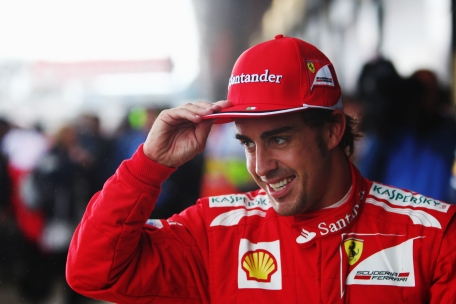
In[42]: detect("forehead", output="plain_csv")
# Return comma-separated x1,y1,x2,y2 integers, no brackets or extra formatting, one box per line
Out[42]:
234,112,305,134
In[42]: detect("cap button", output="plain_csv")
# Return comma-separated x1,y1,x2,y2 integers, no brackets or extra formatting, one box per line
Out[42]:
275,34,283,39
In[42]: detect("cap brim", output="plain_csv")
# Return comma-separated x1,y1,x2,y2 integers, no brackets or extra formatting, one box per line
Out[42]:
203,97,343,124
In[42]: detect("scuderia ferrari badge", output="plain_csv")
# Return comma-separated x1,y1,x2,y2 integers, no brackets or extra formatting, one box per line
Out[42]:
344,238,363,265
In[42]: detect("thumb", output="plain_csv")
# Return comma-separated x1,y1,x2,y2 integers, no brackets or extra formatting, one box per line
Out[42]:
194,119,216,152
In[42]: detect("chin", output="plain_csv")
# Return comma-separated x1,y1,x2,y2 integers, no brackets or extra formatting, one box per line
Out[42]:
272,203,301,217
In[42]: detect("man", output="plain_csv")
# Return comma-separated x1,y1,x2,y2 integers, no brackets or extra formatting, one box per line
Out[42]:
66,35,456,303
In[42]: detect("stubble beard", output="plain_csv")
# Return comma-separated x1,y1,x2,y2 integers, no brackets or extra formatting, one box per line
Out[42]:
271,137,329,216
269,177,311,216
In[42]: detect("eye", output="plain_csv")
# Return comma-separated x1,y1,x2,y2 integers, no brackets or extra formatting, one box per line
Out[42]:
271,137,287,145
240,140,255,149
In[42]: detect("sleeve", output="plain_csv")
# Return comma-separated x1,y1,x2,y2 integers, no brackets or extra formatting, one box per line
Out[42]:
65,145,210,304
429,214,456,303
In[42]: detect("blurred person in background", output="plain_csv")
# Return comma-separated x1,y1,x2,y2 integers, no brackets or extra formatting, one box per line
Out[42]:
0,122,50,300
66,35,456,303
0,117,12,213
75,113,113,197
108,106,158,173
355,58,456,203
21,123,94,303
0,117,16,281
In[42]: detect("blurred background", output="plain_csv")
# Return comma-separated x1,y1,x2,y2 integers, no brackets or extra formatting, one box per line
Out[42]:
1,0,456,303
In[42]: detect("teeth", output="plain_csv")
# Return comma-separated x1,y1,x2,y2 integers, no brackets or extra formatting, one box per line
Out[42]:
269,178,293,191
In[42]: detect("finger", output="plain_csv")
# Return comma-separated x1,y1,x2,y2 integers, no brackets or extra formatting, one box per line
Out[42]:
162,107,206,124
188,101,212,108
212,100,233,108
210,100,233,112
195,119,216,144
178,102,220,118
192,100,233,117
184,100,232,112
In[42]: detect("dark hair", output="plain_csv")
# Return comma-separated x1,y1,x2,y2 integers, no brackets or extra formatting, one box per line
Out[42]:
300,109,360,158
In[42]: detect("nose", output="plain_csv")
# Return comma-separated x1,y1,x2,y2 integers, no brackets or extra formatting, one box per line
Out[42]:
255,146,277,177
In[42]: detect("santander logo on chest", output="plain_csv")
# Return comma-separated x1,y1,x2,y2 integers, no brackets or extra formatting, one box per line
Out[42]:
296,203,360,244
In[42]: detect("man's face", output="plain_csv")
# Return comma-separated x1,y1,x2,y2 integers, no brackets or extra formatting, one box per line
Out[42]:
234,112,332,216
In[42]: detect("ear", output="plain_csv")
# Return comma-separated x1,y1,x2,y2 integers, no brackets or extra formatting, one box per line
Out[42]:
326,110,346,151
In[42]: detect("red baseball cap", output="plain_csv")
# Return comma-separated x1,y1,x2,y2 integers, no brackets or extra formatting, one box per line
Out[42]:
204,34,342,123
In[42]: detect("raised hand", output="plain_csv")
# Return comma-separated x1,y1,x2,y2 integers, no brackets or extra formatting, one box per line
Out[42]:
143,100,232,168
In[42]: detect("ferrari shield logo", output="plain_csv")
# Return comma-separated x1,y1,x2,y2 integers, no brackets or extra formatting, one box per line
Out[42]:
344,238,363,266
307,62,315,73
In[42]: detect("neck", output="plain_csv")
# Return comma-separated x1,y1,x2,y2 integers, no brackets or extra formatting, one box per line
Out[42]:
319,150,352,209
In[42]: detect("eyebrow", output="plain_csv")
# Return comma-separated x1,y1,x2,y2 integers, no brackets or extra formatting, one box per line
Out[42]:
235,126,296,141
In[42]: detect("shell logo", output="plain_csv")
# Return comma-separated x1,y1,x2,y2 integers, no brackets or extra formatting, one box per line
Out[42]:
241,249,278,282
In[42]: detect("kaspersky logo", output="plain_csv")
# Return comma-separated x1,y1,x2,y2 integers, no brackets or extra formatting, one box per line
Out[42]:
238,239,282,290
369,182,449,212
241,249,277,282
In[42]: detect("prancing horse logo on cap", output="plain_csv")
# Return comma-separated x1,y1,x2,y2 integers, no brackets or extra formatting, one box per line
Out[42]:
307,62,315,73
307,61,335,91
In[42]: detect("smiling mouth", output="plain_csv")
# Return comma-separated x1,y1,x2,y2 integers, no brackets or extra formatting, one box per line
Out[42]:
269,177,294,192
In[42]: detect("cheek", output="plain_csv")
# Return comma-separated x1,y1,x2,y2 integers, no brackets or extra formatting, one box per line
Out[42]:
245,154,257,176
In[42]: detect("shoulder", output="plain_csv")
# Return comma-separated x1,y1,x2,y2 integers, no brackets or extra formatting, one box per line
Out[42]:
363,181,456,230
